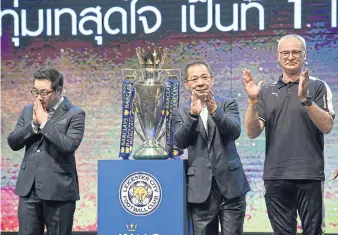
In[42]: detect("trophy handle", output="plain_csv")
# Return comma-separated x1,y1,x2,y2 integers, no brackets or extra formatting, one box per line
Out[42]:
156,131,166,142
134,126,146,142
132,101,146,142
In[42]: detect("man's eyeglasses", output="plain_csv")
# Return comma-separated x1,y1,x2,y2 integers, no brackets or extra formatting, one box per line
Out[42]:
31,89,54,98
279,50,304,59
186,75,213,82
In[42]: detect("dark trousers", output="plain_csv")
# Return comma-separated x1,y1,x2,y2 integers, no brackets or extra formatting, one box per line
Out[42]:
264,180,323,235
18,185,76,235
189,178,246,235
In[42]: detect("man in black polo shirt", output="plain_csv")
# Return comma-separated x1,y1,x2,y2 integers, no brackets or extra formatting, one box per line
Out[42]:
242,34,335,234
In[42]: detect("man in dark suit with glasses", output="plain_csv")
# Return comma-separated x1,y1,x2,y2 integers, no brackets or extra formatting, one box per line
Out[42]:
8,68,86,235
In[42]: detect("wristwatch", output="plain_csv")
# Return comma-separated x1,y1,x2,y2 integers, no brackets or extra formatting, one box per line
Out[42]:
301,96,313,106
31,121,40,134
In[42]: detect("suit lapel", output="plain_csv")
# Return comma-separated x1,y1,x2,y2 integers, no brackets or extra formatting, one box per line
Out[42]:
37,98,71,147
184,107,208,143
207,98,222,149
27,106,33,123
207,114,216,149
197,117,208,143
48,98,71,124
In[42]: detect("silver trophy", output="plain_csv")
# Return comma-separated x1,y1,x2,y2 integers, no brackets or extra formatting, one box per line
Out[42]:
121,47,181,160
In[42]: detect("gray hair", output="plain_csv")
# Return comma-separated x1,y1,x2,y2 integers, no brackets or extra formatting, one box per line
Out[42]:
184,60,213,81
277,34,307,52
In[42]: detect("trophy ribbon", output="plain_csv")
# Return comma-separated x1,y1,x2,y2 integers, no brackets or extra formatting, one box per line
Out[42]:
164,78,183,159
170,78,183,159
119,80,135,159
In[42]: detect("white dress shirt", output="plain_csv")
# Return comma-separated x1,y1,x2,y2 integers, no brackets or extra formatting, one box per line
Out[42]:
200,103,208,133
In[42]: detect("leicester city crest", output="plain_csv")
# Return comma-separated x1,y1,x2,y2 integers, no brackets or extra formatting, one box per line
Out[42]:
119,172,162,216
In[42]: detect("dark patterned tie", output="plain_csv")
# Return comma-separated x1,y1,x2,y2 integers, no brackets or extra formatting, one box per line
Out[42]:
48,108,55,120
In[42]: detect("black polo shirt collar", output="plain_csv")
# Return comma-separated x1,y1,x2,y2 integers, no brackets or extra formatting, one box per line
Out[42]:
277,75,299,89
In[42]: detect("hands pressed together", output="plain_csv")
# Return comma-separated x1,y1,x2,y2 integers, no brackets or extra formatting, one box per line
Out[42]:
33,98,48,126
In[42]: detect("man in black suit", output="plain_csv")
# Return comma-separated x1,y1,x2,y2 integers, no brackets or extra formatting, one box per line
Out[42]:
8,68,86,235
172,60,250,235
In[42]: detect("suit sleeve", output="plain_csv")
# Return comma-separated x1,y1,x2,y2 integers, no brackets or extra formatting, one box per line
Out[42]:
39,110,86,154
211,98,241,141
7,106,36,151
172,109,199,149
315,81,335,119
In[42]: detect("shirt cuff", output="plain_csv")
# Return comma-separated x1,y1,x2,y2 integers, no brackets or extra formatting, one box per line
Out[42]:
31,121,39,134
40,121,47,130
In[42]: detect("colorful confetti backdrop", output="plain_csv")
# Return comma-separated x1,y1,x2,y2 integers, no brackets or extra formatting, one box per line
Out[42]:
1,0,338,233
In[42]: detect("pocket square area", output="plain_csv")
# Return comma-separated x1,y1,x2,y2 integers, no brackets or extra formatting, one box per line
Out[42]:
57,118,68,125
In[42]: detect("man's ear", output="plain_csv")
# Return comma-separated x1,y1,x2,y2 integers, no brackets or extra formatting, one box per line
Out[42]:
210,76,215,86
277,51,281,64
57,87,63,94
184,81,189,90
277,54,282,65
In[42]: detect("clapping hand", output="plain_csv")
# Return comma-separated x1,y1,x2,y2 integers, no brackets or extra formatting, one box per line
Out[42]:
298,70,309,102
242,69,264,100
190,91,202,115
206,90,217,113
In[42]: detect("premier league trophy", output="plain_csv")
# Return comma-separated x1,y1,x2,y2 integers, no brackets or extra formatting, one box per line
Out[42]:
119,47,182,160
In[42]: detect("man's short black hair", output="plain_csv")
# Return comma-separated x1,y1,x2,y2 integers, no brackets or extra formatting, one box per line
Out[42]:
33,68,64,90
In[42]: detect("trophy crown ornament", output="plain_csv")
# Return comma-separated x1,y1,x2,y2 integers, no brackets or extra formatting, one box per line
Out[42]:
136,47,168,68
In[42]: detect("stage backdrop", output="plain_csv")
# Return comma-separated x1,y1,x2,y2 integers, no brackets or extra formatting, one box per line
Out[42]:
1,0,337,233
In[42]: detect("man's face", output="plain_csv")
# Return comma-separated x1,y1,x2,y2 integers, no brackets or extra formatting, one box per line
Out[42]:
184,64,214,100
278,37,306,74
32,79,59,109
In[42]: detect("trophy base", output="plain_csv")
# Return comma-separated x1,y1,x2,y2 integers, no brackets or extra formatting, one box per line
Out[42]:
133,141,169,160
